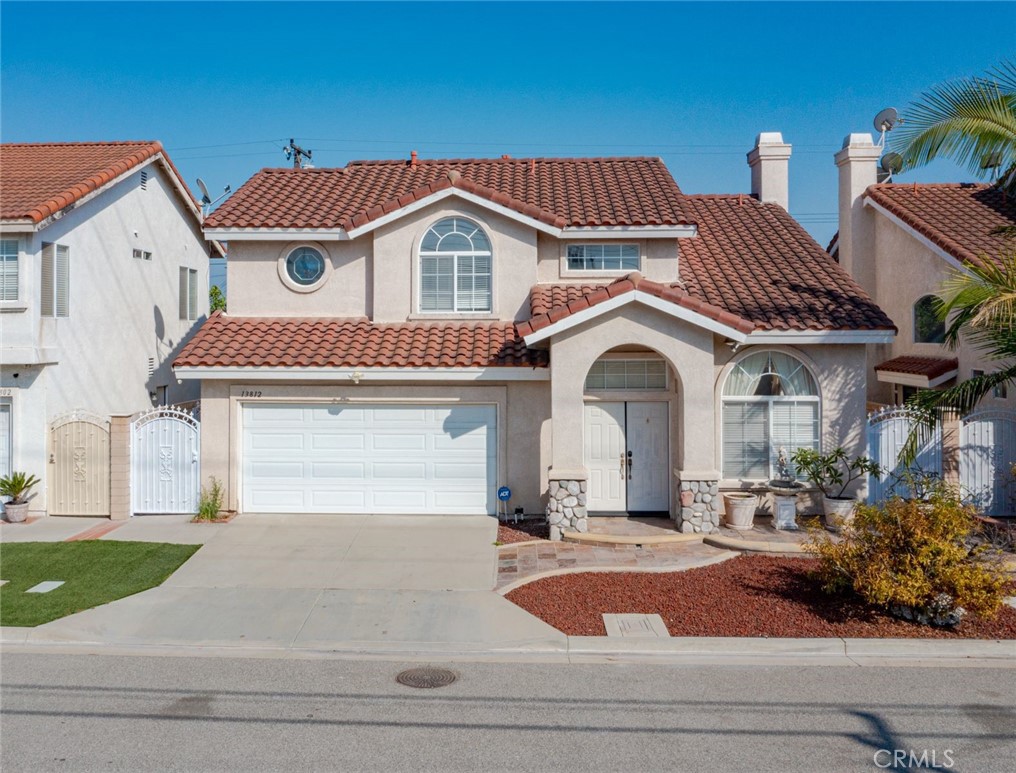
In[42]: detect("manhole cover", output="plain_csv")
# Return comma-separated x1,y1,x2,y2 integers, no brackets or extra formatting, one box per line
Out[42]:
396,668,457,689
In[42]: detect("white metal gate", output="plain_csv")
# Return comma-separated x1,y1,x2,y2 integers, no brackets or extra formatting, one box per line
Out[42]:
866,407,942,504
50,410,111,516
132,406,200,515
960,409,1016,516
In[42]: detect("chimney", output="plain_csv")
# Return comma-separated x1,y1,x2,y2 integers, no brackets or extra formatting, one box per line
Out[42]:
834,133,880,295
747,132,792,210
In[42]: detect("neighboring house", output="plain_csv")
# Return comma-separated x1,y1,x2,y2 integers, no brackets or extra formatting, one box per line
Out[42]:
177,134,894,535
831,132,1016,407
0,141,214,515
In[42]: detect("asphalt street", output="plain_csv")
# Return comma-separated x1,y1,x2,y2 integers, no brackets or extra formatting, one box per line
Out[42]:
1,653,1014,772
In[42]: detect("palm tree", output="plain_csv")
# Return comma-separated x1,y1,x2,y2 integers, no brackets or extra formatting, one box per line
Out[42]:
891,60,1016,195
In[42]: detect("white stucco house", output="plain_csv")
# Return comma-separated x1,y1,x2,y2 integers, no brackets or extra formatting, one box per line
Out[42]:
831,132,1016,408
178,135,895,536
0,141,215,515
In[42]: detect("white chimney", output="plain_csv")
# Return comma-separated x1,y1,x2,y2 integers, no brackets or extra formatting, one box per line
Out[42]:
747,132,792,210
834,133,880,295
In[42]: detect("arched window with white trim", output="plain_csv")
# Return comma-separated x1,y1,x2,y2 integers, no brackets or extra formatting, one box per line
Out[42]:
722,350,820,480
419,217,492,312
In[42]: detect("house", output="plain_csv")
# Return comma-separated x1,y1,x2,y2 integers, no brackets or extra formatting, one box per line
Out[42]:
831,132,1016,407
0,141,214,516
176,134,894,536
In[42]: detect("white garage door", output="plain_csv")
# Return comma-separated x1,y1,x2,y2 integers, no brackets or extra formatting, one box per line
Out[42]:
242,403,496,514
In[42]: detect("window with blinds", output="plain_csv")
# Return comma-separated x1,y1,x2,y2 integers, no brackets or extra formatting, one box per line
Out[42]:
721,351,820,480
179,267,198,320
566,243,640,271
0,239,18,301
419,217,492,312
41,243,70,317
585,358,667,390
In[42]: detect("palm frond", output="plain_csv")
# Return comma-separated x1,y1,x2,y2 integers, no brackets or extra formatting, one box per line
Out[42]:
937,249,1016,336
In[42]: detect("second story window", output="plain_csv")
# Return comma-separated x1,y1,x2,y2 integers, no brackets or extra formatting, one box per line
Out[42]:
41,242,70,317
179,267,198,321
566,243,640,271
914,295,945,343
419,217,492,313
1,239,17,301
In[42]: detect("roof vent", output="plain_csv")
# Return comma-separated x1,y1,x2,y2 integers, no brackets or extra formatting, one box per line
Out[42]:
410,150,418,169
140,170,149,190
447,170,461,183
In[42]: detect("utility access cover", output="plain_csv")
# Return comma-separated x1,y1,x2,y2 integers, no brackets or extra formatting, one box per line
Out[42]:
396,668,457,689
603,614,671,638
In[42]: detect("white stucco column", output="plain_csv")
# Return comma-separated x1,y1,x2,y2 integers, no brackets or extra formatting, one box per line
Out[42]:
747,132,793,211
835,133,880,296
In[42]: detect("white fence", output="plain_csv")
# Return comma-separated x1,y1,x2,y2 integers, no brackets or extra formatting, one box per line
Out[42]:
866,407,942,505
960,409,1016,517
131,406,201,515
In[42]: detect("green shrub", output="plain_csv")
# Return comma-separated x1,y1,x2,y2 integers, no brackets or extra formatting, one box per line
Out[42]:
806,487,1008,626
194,477,224,521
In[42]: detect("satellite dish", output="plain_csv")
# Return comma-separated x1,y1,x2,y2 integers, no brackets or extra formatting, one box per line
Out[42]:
196,177,212,205
881,153,903,174
874,107,899,133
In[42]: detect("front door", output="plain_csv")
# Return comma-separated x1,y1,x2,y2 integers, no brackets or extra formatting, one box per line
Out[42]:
583,402,669,513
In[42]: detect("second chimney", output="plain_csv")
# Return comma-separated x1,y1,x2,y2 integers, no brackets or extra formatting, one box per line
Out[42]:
747,132,792,211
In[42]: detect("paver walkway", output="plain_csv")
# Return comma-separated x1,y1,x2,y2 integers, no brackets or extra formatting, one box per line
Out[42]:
587,514,825,546
496,540,735,591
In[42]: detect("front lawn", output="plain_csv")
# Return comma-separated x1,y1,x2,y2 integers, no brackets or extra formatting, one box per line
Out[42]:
0,540,199,627
506,555,1016,639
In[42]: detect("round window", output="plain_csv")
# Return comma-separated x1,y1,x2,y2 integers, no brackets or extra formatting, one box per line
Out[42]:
285,247,326,285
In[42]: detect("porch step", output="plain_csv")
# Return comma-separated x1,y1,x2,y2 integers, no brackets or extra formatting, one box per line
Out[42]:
562,531,704,548
703,534,809,554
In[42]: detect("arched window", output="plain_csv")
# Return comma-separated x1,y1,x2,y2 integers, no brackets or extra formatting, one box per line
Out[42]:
722,351,820,480
419,217,492,312
914,295,945,343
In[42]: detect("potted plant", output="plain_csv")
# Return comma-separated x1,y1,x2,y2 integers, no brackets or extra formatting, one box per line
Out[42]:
1,471,41,523
723,491,758,530
791,448,881,530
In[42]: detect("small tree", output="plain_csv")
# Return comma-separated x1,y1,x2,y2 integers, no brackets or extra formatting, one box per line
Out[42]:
209,285,226,313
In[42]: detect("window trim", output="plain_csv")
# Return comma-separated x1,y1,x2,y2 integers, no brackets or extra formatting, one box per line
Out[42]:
718,349,822,482
560,241,642,278
40,242,70,318
179,266,199,321
0,237,19,303
913,294,945,344
417,216,494,315
277,242,332,293
584,356,669,392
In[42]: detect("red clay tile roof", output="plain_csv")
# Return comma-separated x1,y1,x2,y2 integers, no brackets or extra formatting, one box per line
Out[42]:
173,312,547,369
874,355,959,379
0,141,198,223
865,183,1016,270
519,273,756,338
204,157,694,230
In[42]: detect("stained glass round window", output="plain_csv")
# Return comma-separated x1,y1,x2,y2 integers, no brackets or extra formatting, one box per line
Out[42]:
286,247,326,286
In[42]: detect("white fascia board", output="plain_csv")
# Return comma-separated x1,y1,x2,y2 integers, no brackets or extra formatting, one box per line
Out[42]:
0,347,59,365
864,198,969,273
0,221,36,233
204,227,346,241
561,225,698,239
173,365,550,382
745,329,896,345
345,188,564,239
521,290,750,346
876,368,957,388
152,153,203,221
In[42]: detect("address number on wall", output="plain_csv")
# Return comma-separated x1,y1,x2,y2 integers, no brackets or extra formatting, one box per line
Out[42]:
240,390,263,398
0,388,15,397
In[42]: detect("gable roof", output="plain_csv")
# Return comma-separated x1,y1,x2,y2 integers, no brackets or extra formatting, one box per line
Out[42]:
203,157,695,232
865,183,1016,270
173,312,547,370
0,141,200,225
875,355,959,380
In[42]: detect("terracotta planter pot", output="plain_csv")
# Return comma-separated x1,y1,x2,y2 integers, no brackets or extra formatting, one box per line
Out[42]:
2,502,29,523
723,493,758,530
822,496,856,531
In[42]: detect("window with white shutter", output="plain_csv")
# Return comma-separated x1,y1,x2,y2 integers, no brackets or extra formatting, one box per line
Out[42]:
179,267,198,320
722,351,820,480
418,217,492,312
40,242,69,317
0,239,18,301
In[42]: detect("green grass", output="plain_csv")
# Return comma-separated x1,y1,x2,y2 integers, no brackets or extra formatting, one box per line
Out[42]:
0,540,200,627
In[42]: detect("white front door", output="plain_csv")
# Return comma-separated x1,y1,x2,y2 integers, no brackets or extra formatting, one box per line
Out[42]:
583,401,669,513
583,402,627,512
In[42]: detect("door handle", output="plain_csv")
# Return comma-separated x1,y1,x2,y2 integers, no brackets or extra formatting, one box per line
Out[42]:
627,450,633,480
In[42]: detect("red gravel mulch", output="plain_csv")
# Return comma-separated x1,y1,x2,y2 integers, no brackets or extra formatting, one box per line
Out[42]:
497,520,550,544
506,555,1016,639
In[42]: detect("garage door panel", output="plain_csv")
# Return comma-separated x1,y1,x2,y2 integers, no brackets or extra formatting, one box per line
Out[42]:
242,403,496,514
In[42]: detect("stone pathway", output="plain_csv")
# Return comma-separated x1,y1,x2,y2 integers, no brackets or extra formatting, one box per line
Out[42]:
585,515,825,547
496,539,734,592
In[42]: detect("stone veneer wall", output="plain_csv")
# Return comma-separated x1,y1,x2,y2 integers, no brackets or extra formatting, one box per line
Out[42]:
546,479,588,541
679,479,720,534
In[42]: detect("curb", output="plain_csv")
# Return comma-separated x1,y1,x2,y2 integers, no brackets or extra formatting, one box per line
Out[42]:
703,534,812,554
497,551,739,594
562,532,704,548
496,539,548,550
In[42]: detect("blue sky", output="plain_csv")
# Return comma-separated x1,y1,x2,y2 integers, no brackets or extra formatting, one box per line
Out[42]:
3,1,1014,264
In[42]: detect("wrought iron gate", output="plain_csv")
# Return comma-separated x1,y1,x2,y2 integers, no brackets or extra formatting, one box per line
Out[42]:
866,407,942,504
131,406,201,514
49,410,111,516
960,409,1016,516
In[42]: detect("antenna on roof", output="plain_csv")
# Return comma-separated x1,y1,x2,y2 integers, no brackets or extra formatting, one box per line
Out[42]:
283,138,313,169
195,178,232,215
877,152,903,183
873,107,902,148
